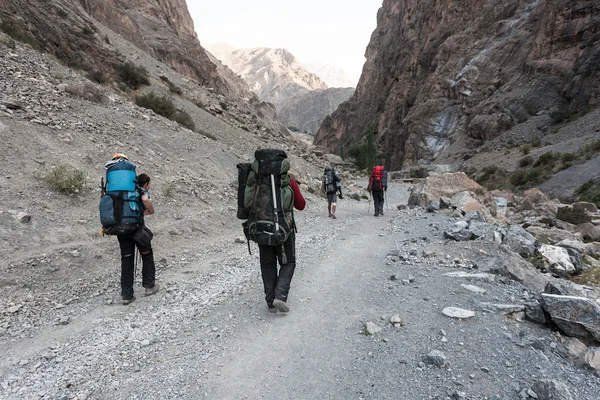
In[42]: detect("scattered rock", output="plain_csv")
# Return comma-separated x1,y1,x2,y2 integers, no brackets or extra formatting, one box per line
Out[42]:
442,307,475,319
531,379,573,400
363,321,381,335
423,350,446,367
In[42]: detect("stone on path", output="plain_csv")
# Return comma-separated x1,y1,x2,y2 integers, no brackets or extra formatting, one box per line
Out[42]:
442,307,475,319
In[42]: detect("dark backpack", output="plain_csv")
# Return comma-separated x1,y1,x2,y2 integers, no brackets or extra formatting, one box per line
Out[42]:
243,149,294,247
324,166,337,195
371,165,384,192
99,158,142,235
236,162,252,220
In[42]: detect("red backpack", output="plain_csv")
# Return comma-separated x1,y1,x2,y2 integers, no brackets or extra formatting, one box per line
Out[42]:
370,166,384,192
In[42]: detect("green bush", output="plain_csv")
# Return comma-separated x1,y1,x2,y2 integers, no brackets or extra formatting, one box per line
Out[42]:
81,26,94,36
136,93,195,130
561,152,575,163
347,128,378,170
87,70,106,84
136,93,176,118
0,19,39,49
520,144,531,155
288,126,300,132
531,137,542,147
533,152,560,167
174,110,195,131
574,180,600,207
41,165,86,194
519,155,534,168
117,62,149,90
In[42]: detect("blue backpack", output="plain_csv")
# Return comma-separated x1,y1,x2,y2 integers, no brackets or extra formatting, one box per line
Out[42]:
99,158,142,235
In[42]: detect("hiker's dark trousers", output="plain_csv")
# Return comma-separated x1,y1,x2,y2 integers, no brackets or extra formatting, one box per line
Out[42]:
258,232,296,305
373,190,385,216
118,234,155,300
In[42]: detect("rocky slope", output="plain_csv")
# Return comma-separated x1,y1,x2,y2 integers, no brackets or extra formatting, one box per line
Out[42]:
303,61,356,88
314,0,600,172
277,87,355,135
205,45,328,103
0,0,282,131
206,44,353,134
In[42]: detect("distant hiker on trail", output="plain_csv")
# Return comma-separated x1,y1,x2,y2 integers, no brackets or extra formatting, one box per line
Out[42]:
323,164,343,219
236,149,306,313
99,154,159,305
368,165,387,217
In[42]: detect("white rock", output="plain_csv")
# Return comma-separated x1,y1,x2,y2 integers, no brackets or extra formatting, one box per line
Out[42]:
442,307,475,319
460,284,486,294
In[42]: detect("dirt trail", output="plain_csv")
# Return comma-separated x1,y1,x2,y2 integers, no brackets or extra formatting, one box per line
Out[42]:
2,184,600,400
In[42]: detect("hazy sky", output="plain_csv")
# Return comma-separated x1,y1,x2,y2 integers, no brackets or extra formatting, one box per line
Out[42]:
188,0,383,84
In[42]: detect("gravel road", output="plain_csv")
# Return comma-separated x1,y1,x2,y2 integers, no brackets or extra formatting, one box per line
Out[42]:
3,183,599,400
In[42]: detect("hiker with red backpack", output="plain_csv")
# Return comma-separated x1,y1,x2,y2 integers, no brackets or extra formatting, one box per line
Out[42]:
368,165,388,217
236,149,306,313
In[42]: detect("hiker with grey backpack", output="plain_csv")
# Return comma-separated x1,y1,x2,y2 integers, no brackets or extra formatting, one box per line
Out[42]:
323,164,343,219
99,154,160,305
236,149,306,313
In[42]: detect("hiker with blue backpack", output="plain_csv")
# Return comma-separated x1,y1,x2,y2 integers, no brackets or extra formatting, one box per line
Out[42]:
236,149,306,313
99,154,160,305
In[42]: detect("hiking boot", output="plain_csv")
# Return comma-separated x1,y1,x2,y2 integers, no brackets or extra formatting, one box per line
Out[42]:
144,284,160,297
272,299,289,313
267,304,277,313
122,296,136,305
380,213,384,216
332,214,337,219
328,213,332,218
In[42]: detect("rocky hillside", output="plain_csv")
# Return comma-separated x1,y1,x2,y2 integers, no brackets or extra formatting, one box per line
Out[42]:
303,61,356,88
277,87,355,135
205,45,327,103
0,0,281,130
314,0,600,174
206,44,353,134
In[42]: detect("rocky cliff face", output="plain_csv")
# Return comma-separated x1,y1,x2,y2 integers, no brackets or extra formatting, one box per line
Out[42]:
277,87,355,135
206,46,328,106
314,0,600,170
207,44,353,134
0,0,257,104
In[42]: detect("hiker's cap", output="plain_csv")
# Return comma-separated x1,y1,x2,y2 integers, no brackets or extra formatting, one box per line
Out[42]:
112,153,128,160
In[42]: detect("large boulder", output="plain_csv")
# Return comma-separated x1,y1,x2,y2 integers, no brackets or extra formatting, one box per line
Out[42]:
531,380,573,400
575,222,600,242
525,226,581,245
408,172,496,216
557,204,593,225
501,224,538,257
541,294,600,342
538,244,577,276
516,188,558,215
450,192,494,221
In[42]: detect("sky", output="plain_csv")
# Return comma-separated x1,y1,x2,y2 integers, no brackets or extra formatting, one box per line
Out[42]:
187,0,383,85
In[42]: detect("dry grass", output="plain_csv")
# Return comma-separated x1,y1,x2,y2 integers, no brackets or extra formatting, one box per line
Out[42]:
40,165,86,194
65,82,106,103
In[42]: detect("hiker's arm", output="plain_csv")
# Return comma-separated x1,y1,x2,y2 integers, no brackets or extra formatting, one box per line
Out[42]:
289,179,306,211
142,193,155,215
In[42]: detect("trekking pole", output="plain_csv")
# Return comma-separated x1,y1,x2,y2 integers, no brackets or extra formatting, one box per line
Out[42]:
367,194,371,215
134,250,139,279
385,190,389,213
